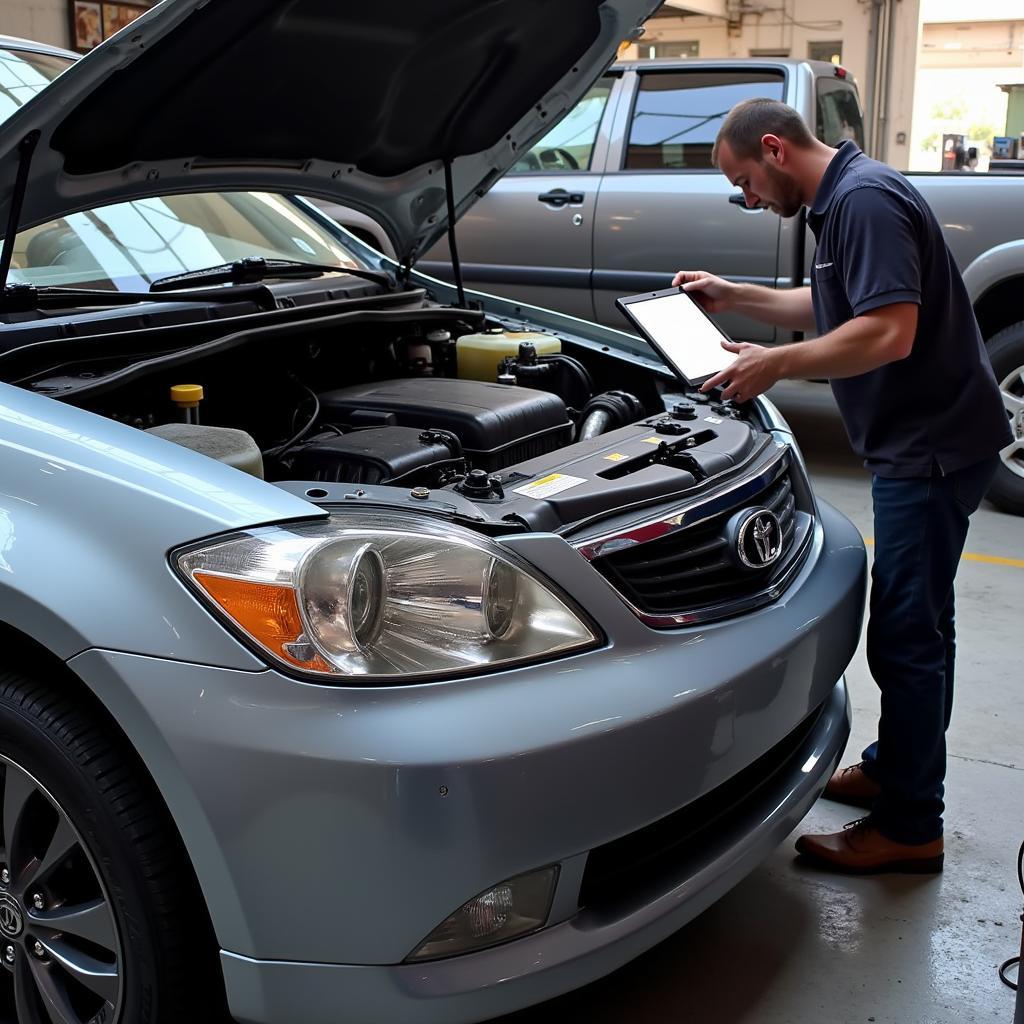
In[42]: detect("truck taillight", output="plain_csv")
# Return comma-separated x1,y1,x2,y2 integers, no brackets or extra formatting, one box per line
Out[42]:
835,65,848,78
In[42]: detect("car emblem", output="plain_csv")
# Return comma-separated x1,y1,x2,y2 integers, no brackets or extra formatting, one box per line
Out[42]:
734,508,783,570
0,894,23,938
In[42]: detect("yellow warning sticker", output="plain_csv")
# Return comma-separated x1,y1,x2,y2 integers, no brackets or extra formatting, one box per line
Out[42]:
604,453,628,462
642,436,663,445
512,473,587,499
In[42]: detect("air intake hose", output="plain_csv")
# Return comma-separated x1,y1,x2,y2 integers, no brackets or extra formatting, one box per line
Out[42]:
578,391,645,441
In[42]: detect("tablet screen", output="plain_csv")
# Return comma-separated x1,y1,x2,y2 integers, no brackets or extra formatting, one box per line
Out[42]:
623,289,733,383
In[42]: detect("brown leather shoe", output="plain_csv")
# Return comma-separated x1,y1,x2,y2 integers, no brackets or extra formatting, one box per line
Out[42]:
823,762,881,810
795,818,943,875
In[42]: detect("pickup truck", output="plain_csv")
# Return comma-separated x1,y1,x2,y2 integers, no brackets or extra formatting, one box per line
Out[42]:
329,58,1024,514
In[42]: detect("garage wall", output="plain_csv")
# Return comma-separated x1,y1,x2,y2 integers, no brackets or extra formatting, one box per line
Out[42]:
622,0,922,171
623,1,872,99
0,0,72,49
2,0,156,52
922,19,1024,70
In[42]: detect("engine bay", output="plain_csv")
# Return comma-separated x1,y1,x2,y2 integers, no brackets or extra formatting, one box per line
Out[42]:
12,294,771,536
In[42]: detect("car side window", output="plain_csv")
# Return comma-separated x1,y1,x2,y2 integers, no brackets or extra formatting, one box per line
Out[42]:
815,78,865,149
508,77,615,173
624,71,785,170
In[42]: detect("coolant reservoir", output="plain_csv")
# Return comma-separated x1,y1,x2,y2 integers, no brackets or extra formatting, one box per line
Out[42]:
456,329,561,382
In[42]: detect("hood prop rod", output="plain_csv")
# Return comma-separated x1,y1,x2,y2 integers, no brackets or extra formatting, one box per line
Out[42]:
0,130,41,306
443,157,467,309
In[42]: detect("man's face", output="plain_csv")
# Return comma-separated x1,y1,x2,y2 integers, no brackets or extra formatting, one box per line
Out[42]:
717,139,804,218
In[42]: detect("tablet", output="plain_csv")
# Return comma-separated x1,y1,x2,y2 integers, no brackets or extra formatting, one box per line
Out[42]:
616,286,735,388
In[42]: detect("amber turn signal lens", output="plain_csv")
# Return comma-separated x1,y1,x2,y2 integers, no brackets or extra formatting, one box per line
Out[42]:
193,572,332,672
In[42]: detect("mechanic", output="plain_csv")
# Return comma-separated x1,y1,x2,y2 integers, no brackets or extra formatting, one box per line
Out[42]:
672,98,1011,874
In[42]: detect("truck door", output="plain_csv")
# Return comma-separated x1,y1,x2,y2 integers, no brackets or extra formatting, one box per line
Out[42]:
417,75,622,321
592,68,787,341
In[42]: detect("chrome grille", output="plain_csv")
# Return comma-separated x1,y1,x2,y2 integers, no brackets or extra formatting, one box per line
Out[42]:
590,455,810,625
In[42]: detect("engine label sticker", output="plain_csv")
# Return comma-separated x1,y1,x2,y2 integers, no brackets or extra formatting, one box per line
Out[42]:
642,436,663,445
704,415,723,424
603,453,627,462
513,473,587,499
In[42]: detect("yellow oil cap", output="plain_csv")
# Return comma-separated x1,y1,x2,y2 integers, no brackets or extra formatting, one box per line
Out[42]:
170,384,204,408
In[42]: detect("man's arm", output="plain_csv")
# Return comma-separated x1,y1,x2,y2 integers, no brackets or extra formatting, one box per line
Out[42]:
671,271,816,331
773,304,917,378
729,283,816,332
700,303,919,401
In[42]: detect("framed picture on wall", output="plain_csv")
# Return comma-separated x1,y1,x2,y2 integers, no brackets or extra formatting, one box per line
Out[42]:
70,1,103,52
103,3,148,37
68,0,149,52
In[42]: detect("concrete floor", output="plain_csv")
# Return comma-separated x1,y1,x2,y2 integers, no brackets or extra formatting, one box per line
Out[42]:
497,380,1024,1024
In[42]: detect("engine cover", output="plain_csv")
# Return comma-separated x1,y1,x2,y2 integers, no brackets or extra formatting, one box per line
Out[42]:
317,378,572,471
455,407,764,532
281,427,461,485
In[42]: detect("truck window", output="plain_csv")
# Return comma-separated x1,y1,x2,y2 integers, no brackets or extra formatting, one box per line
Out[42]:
624,71,785,170
815,78,865,149
509,77,615,173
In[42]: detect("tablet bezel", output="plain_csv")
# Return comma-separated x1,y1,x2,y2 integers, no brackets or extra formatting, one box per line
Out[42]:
616,285,735,389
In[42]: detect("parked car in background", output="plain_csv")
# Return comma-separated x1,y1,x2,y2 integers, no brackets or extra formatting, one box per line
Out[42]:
408,58,1024,515
0,14,864,1024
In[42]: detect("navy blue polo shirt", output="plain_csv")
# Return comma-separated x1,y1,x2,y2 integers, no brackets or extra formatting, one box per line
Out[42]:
806,142,1011,478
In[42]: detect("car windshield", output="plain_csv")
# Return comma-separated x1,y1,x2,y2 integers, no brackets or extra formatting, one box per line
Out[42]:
8,192,362,292
0,45,71,119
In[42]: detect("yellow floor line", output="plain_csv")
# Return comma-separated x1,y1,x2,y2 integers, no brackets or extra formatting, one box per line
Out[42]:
863,538,1024,568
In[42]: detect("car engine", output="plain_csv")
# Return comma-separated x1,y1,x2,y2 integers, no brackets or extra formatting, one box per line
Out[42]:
25,308,771,536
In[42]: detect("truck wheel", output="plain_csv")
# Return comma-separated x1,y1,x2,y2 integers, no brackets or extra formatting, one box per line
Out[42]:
0,671,224,1023
986,322,1024,515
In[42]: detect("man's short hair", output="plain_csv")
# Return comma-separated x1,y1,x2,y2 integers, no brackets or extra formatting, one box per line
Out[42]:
712,98,816,166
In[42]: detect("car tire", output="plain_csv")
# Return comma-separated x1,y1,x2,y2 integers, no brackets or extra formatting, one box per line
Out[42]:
986,320,1024,516
0,670,225,1024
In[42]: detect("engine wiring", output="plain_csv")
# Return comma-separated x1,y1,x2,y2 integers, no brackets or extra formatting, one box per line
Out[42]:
262,383,321,461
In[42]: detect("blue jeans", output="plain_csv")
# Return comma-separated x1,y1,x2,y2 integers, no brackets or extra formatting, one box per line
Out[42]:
860,456,999,845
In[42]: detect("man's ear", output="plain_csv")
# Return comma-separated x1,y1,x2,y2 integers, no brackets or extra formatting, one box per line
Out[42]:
761,133,785,163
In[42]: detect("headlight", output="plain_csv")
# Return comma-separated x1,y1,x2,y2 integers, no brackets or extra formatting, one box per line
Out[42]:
176,512,598,681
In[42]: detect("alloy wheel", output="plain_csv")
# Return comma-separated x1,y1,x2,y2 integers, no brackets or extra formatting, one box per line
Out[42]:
1000,363,1024,480
0,755,122,1024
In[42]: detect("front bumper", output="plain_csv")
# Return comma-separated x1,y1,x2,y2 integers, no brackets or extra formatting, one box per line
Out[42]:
220,676,848,1024
68,499,865,1024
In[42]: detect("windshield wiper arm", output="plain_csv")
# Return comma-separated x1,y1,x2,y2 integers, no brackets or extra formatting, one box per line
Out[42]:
0,282,276,312
150,256,391,292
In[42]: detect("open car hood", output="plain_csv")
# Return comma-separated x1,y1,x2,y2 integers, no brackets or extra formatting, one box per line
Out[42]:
0,0,658,266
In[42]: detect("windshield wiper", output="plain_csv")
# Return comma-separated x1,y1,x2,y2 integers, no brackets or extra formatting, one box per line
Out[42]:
150,256,391,292
0,281,276,312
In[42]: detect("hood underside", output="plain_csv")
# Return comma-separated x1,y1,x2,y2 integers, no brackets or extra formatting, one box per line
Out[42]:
0,0,658,262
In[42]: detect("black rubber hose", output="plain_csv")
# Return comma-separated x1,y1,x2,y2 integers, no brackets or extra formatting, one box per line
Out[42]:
576,391,644,440
539,353,593,410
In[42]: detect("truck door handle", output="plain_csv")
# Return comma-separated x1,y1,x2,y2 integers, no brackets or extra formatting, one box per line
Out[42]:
538,190,584,207
728,192,765,212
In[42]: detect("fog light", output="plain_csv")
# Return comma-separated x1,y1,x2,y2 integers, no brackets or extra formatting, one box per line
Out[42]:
406,866,558,962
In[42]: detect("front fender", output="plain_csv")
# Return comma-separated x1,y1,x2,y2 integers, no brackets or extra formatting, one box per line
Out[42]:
0,382,320,664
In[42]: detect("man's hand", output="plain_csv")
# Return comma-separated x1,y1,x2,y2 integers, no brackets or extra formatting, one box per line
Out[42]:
700,340,782,402
671,270,738,315
672,274,815,331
